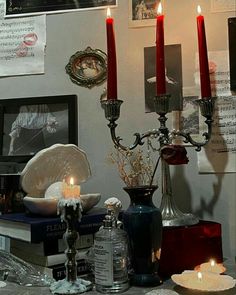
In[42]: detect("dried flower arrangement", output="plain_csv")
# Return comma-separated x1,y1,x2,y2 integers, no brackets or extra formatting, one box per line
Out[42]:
108,139,189,188
108,148,156,187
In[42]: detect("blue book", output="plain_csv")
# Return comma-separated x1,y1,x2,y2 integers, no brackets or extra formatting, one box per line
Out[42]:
0,207,106,243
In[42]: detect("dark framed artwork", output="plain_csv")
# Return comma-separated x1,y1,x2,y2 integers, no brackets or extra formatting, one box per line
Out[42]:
0,94,78,163
144,44,183,112
66,47,107,89
228,17,236,91
5,0,117,17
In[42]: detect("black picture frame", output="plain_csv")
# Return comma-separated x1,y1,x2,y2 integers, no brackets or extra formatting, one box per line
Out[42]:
5,0,117,17
0,94,78,164
228,17,236,91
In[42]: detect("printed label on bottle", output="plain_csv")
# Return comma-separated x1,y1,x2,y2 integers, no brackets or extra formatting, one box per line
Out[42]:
94,240,113,286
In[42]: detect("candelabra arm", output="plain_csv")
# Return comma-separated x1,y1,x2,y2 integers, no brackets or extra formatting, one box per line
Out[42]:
172,118,212,151
102,100,160,150
172,97,215,151
108,121,160,150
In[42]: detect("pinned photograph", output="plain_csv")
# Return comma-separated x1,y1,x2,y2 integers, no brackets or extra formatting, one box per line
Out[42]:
129,0,161,27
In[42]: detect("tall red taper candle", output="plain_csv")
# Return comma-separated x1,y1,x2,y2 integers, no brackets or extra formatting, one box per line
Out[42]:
197,5,211,98
156,2,166,95
106,8,117,100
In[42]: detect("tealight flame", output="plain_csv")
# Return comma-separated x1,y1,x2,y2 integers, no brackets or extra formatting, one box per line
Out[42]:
157,2,162,15
107,7,111,18
197,5,202,15
210,259,215,267
69,177,74,186
197,272,203,281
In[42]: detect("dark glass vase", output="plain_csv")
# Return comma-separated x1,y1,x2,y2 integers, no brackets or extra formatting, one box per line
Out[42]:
123,185,162,287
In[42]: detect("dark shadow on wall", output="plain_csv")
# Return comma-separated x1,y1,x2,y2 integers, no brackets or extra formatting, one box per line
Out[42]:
171,166,225,220
171,67,229,218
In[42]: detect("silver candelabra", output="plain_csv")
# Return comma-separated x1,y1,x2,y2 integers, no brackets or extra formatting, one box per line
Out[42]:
101,94,215,227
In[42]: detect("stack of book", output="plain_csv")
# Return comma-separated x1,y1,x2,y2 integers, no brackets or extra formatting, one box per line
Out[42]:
0,207,107,280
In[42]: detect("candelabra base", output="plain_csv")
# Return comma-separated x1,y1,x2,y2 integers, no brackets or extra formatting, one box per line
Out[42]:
50,278,92,294
162,212,199,227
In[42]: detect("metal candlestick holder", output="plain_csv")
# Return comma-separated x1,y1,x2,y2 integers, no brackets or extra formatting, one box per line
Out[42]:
50,199,92,294
101,95,215,227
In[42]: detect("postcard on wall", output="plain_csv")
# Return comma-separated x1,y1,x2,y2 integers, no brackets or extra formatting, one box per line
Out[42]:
0,0,46,76
144,44,183,112
129,0,161,28
211,0,236,13
5,0,117,17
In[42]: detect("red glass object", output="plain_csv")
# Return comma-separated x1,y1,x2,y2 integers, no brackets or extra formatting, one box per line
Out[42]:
106,9,117,100
159,220,223,278
197,6,211,98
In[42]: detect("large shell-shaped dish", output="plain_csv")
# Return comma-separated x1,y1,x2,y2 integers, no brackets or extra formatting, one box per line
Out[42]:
21,144,91,197
23,193,101,216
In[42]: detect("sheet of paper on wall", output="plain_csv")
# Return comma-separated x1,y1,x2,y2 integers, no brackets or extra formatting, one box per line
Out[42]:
211,0,236,13
196,51,236,173
0,0,46,76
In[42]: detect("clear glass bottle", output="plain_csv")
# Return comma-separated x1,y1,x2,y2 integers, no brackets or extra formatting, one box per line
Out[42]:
94,209,129,293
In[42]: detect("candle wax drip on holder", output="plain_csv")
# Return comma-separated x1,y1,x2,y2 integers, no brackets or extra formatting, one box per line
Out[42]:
50,199,92,294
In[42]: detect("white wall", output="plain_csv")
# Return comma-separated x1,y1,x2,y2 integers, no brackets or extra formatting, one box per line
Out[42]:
0,1,236,259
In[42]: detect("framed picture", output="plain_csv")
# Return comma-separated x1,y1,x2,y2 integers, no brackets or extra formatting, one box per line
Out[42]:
5,0,117,17
129,0,162,28
66,47,107,89
144,44,183,112
0,94,78,163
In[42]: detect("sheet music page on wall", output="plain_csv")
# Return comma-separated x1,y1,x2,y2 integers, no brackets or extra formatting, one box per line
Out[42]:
196,51,236,173
0,0,46,76
211,0,236,12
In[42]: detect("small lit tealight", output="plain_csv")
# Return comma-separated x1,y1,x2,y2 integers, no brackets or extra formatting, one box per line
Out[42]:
70,177,74,186
197,272,202,281
210,259,215,268
195,259,226,274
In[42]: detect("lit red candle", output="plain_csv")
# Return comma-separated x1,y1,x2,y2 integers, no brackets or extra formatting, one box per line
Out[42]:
156,2,166,95
197,5,211,98
106,7,117,100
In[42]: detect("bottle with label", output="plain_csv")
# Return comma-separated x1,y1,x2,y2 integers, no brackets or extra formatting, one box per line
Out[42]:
94,208,129,293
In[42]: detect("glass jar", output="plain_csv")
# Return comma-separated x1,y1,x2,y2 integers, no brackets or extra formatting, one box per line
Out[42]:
94,210,129,293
